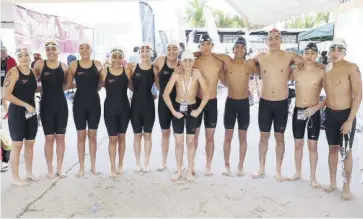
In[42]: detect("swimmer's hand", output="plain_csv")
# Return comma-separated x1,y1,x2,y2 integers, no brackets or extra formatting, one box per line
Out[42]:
190,109,201,118
24,103,36,114
304,106,319,117
173,111,184,119
340,119,353,135
174,66,183,74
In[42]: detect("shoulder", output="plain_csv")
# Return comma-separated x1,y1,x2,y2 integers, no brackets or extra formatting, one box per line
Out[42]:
94,60,102,67
345,61,359,72
61,62,67,71
153,56,165,65
7,66,19,78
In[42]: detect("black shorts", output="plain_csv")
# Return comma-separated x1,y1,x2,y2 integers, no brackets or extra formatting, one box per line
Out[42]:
325,107,356,148
292,107,321,140
258,98,288,133
224,97,250,130
172,102,198,135
158,98,173,130
8,104,38,141
196,98,218,129
73,104,101,131
40,102,68,135
104,104,130,136
131,100,155,134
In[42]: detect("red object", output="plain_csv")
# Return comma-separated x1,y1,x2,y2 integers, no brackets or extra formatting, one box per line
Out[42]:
5,56,17,72
3,113,8,119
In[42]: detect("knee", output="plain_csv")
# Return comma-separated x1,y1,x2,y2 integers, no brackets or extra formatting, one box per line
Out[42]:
329,146,339,155
260,132,270,143
134,134,142,141
77,131,86,142
206,132,215,142
187,138,194,148
118,134,125,142
12,143,23,152
307,142,317,153
144,133,152,141
295,141,304,151
162,129,170,138
55,135,65,143
274,133,285,145
109,136,118,145
87,131,97,141
224,131,233,143
45,136,55,145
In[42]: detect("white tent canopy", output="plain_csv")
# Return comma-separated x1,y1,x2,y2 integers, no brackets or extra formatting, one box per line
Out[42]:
225,0,338,29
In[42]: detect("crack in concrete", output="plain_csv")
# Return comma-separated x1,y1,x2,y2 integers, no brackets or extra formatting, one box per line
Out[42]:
15,135,109,218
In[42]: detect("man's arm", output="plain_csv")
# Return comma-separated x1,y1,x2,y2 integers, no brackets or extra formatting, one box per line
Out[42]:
315,62,326,70
289,52,304,66
162,74,178,114
195,70,210,113
347,64,362,122
66,61,77,90
61,63,68,90
33,60,44,80
219,65,227,87
94,60,104,91
152,56,163,91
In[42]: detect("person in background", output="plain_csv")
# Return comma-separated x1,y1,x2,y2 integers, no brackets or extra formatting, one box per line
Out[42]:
1,45,17,118
31,53,42,68
129,47,140,64
317,51,328,65
67,55,77,66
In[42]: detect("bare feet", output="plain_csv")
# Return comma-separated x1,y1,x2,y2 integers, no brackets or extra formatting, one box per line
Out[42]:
275,173,287,182
237,165,244,177
187,173,194,182
134,165,142,173
222,165,231,177
109,170,117,178
237,170,245,177
143,164,151,173
91,169,100,175
322,184,336,193
26,174,39,182
12,178,29,187
288,174,301,182
47,170,56,179
76,169,84,178
252,169,265,179
116,167,124,175
171,171,183,182
56,171,67,178
157,166,167,172
310,180,320,189
204,167,213,176
342,184,352,201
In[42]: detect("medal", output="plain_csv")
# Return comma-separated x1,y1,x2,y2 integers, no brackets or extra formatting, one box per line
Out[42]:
179,100,188,113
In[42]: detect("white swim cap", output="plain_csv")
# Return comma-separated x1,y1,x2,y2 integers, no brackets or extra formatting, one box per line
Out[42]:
78,40,92,48
181,49,195,60
167,40,180,50
330,38,347,51
45,40,59,49
16,44,31,56
110,47,124,55
140,42,152,50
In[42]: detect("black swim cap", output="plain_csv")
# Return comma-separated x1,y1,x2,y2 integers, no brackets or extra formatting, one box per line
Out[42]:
304,42,318,52
233,37,247,50
199,33,213,44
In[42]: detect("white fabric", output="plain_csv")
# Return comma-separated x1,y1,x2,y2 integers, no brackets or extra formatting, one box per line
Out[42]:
225,0,338,29
181,49,194,60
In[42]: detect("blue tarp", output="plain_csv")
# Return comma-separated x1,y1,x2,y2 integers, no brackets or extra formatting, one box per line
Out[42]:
298,23,334,41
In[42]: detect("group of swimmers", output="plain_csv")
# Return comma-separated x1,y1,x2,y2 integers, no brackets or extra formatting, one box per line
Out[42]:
1,29,361,201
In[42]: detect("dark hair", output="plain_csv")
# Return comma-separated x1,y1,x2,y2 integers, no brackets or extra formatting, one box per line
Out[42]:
133,47,140,52
321,51,327,57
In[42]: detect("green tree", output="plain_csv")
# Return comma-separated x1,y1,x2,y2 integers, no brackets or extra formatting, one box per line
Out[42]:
213,10,235,28
185,0,207,27
284,12,330,28
232,15,247,28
